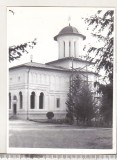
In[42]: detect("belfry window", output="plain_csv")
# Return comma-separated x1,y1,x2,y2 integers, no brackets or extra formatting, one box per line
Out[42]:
19,92,23,109
39,92,44,109
69,41,71,57
30,92,35,109
74,42,76,58
9,93,11,109
63,41,65,57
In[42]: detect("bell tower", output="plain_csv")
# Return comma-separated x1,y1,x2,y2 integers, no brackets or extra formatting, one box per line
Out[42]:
54,24,86,59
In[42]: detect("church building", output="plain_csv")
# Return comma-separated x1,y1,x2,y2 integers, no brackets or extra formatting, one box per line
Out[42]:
9,24,98,120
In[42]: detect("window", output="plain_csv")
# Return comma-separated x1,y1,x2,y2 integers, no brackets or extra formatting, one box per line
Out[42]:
56,98,60,108
30,92,35,109
19,92,23,109
39,92,44,109
69,41,71,57
64,41,65,57
9,93,11,109
74,42,76,58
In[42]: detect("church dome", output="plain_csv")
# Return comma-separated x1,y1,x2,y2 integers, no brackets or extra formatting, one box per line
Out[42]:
54,24,86,41
59,25,79,35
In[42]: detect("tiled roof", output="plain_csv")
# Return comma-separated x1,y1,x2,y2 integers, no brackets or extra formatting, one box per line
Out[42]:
9,62,69,71
54,25,86,41
9,61,97,75
46,57,94,65
59,25,79,34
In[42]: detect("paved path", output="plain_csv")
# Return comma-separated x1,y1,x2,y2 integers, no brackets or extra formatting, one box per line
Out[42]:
9,119,111,130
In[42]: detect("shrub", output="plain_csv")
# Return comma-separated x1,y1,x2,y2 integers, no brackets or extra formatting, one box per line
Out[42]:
46,112,54,120
65,113,74,124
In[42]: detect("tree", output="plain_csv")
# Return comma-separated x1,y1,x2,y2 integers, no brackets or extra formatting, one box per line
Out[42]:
9,38,37,62
99,83,113,126
66,75,95,125
84,10,114,126
84,10,114,83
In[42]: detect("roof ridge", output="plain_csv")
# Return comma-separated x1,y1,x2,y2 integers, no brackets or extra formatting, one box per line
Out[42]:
9,61,69,71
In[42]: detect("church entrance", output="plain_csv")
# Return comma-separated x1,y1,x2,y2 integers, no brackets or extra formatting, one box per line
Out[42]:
13,95,17,116
13,104,17,115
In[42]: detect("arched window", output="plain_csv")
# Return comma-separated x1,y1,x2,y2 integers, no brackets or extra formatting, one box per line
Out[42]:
9,93,11,109
19,92,23,109
30,92,35,109
63,41,65,57
69,41,71,57
39,92,44,109
74,42,76,58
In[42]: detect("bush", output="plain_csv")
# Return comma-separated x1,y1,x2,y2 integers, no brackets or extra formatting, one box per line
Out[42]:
46,112,54,120
65,113,74,125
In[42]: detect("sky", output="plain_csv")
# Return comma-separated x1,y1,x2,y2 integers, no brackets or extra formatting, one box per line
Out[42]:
7,7,109,67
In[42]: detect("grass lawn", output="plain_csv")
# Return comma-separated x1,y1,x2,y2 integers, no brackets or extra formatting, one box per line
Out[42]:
9,123,112,149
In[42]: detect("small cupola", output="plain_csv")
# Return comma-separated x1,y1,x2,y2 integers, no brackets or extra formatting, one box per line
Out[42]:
54,24,86,59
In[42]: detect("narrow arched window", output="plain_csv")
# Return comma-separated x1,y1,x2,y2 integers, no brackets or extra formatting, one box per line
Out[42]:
19,92,23,109
30,92,35,109
39,92,44,109
64,41,65,57
9,93,11,109
69,41,71,57
74,42,76,58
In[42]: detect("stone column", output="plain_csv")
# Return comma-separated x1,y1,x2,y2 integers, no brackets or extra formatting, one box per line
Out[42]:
27,90,31,119
17,92,19,111
76,41,79,58
65,41,69,57
59,41,64,59
23,90,27,111
36,92,39,110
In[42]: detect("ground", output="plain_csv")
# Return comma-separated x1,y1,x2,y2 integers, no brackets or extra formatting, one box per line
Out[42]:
9,119,112,149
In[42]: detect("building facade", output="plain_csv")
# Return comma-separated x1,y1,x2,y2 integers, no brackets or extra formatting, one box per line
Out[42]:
9,24,98,120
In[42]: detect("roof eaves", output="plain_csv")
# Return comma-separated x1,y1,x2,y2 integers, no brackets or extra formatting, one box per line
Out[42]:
54,33,86,41
46,57,94,65
9,63,69,72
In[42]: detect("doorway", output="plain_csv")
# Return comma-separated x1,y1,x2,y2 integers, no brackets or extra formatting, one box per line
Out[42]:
13,103,17,115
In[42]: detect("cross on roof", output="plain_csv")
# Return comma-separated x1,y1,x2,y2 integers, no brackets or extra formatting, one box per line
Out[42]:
68,16,71,26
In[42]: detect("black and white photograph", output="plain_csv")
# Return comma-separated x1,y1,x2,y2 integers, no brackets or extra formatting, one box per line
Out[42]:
7,7,115,153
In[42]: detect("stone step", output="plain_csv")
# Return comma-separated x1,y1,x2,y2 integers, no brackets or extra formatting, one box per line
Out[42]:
9,115,19,120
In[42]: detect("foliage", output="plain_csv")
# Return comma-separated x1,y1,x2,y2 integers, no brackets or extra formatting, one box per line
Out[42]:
65,112,74,124
9,38,37,62
66,75,95,125
84,10,114,83
99,83,113,125
46,112,54,120
85,10,114,126
84,10,114,126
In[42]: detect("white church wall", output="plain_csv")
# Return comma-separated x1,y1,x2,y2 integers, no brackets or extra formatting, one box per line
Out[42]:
47,59,95,73
9,65,97,120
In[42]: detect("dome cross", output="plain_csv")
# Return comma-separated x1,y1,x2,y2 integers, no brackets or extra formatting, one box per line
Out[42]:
68,16,71,26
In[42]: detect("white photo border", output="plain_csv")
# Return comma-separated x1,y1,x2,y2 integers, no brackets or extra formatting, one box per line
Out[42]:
0,0,116,155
